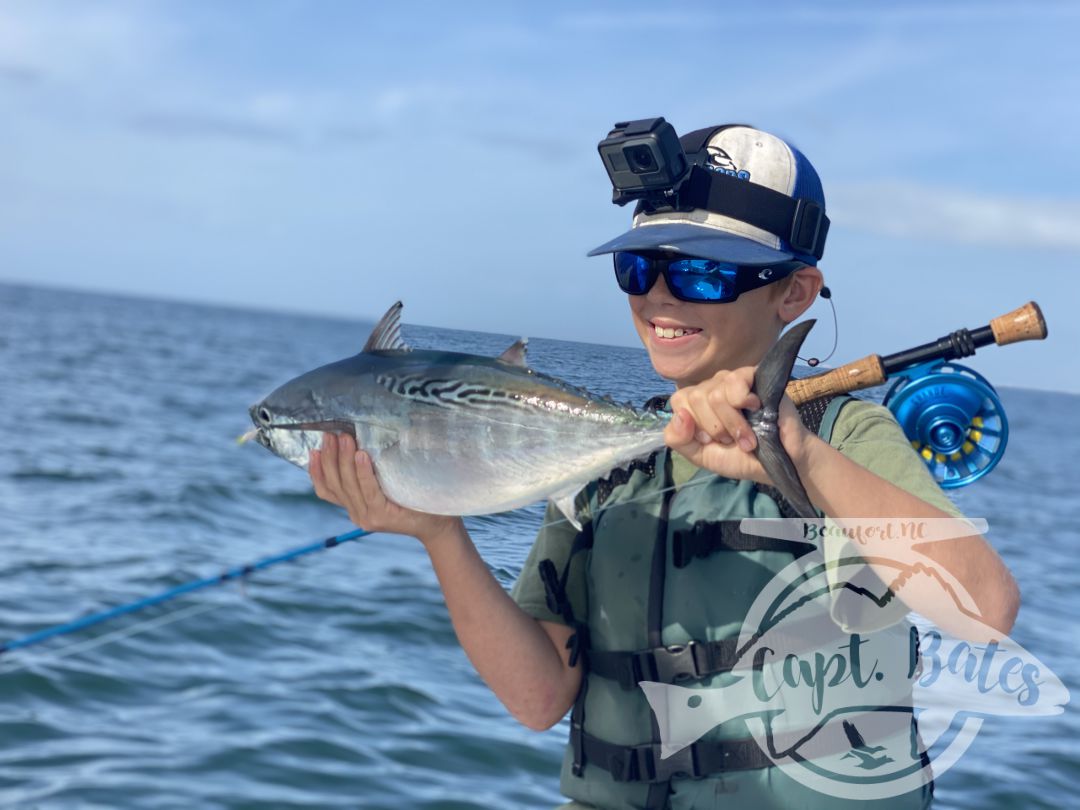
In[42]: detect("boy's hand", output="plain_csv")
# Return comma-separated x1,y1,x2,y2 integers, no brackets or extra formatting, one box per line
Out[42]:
664,366,814,483
310,433,461,544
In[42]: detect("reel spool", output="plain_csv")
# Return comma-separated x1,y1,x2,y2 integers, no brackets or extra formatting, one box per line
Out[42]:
883,361,1009,489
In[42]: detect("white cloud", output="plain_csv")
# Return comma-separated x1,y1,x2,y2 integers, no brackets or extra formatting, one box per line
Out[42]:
0,1,171,81
830,182,1080,250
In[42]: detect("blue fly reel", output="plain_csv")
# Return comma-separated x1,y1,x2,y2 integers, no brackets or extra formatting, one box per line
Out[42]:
883,361,1009,488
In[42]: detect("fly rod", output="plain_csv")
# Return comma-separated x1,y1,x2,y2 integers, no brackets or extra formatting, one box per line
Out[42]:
787,300,1047,487
786,301,1047,405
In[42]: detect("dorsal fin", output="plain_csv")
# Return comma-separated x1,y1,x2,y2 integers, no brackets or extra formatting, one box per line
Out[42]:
363,301,411,353
497,337,528,367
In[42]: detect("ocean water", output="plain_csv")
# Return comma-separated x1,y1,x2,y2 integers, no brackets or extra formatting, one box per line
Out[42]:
0,281,1075,809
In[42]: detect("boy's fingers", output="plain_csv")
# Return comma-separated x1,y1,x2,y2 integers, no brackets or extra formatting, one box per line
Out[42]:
309,449,325,492
728,368,762,411
719,375,756,451
669,426,705,466
664,409,695,445
692,387,734,445
335,434,363,505
354,451,388,511
319,433,345,500
310,450,343,507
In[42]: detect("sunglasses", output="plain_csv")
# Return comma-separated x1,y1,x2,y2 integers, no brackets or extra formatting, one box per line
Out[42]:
613,251,807,303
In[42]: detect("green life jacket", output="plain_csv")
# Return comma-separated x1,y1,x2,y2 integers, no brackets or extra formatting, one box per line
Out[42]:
539,395,933,810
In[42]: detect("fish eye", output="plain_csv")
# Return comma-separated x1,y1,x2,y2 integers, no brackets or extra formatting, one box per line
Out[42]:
258,407,272,425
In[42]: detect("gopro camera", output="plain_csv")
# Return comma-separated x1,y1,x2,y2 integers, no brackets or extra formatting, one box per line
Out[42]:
597,117,690,207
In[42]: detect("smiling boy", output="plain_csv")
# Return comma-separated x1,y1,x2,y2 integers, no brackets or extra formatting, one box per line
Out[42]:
309,123,1019,809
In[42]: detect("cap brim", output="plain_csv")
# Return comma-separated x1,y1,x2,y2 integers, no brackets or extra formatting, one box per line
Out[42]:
587,222,794,265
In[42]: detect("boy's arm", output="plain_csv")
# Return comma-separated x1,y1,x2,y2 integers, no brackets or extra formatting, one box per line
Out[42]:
312,433,581,730
422,519,582,730
796,428,1020,638
666,369,1020,640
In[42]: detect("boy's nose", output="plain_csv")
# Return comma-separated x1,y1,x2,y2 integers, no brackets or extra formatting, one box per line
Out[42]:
646,272,679,304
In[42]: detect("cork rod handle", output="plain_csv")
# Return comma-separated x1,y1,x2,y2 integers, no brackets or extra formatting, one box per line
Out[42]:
990,301,1047,346
786,355,887,406
784,300,1047,405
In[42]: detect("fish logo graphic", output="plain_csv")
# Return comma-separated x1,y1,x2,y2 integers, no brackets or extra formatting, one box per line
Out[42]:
705,145,751,180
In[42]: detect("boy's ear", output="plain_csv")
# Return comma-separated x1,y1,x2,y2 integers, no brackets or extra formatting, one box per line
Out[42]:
778,266,824,322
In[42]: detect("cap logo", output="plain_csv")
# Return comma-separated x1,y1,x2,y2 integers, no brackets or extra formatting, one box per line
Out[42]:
705,146,751,181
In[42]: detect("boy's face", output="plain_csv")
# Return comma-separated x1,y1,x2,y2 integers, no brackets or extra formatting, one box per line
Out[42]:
628,272,786,387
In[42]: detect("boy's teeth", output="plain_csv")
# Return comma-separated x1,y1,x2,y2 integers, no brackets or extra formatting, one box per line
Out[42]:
654,324,697,339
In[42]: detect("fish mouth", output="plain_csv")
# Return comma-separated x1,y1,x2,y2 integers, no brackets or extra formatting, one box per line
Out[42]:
262,420,357,439
239,419,357,448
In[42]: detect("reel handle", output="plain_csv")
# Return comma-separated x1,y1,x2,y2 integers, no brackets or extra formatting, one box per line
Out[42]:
785,300,1047,406
990,301,1047,346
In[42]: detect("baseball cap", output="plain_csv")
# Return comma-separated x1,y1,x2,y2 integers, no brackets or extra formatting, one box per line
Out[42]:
588,125,828,266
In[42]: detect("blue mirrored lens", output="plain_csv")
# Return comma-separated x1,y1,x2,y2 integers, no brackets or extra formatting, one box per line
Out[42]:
614,252,654,294
666,259,737,301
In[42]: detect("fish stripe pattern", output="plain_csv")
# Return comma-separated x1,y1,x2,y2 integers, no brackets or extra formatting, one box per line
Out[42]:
376,373,543,413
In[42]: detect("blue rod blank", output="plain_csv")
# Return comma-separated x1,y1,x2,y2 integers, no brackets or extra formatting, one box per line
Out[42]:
0,528,370,656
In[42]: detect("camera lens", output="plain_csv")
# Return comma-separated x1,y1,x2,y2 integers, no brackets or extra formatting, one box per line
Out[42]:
625,144,658,174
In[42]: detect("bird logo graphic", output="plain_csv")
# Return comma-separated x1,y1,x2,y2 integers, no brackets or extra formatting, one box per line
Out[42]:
840,719,894,770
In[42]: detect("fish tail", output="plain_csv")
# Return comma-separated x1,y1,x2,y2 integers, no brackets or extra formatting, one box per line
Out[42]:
752,320,819,520
754,320,815,412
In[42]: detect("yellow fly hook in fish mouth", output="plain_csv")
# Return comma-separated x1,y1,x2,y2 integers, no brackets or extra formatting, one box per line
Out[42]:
236,428,260,445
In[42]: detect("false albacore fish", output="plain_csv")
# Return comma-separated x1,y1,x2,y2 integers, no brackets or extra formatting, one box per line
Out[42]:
244,302,818,526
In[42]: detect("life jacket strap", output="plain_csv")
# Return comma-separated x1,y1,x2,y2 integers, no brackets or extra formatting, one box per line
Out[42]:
580,731,773,782
539,520,596,667
586,607,847,690
588,639,738,690
570,700,586,777
672,519,816,568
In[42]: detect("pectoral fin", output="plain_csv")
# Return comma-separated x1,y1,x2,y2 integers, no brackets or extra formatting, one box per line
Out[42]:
548,483,586,531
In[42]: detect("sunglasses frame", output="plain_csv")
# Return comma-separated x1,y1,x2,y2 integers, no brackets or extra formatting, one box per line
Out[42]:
613,251,808,304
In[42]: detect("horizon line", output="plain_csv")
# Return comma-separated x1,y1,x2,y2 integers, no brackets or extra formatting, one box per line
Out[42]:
2,276,1073,398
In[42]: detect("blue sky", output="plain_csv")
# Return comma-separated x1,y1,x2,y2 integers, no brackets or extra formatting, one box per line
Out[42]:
1,1,1078,391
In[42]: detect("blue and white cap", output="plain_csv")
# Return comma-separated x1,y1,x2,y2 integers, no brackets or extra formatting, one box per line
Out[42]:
588,125,827,265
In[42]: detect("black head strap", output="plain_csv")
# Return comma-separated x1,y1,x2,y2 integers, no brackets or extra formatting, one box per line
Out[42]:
685,168,829,260
638,124,830,261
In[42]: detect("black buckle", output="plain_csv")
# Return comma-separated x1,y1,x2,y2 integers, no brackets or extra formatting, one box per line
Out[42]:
628,642,701,688
790,199,824,258
626,743,702,782
538,559,564,617
566,624,589,668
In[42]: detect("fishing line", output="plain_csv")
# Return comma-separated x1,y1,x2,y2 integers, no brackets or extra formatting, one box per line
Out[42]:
0,528,370,663
531,468,726,532
0,601,221,675
0,473,722,667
